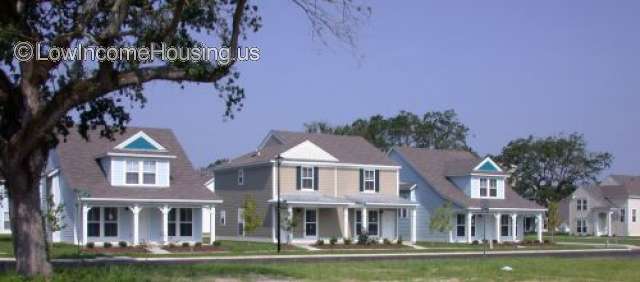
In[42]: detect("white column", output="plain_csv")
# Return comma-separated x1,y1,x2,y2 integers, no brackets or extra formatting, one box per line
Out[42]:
494,213,501,243
159,206,170,244
511,213,517,242
362,207,368,234
342,207,349,239
81,205,90,245
288,206,294,243
410,208,417,243
209,206,216,244
536,213,543,242
131,205,141,246
607,211,613,237
466,212,473,243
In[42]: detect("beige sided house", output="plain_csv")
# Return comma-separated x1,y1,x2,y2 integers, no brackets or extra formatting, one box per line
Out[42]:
213,130,418,243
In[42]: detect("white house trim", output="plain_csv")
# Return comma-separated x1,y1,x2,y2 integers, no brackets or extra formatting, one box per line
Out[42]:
276,160,401,170
115,131,167,151
104,152,177,159
473,157,503,172
81,197,222,204
281,140,339,162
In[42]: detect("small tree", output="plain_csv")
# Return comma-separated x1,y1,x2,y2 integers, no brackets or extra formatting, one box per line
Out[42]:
547,202,561,242
242,195,262,235
430,202,454,239
43,195,65,252
282,210,300,244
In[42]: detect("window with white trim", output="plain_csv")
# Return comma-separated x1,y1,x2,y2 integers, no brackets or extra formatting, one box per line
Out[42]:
367,210,379,236
87,207,118,238
103,207,118,237
479,178,488,197
168,208,192,237
489,179,498,197
220,210,226,226
500,215,510,237
363,169,375,192
301,166,314,190
399,208,408,219
125,159,157,185
87,208,101,237
237,169,244,185
621,208,626,222
633,209,637,223
3,211,9,231
576,218,587,234
238,208,245,236
456,214,465,237
576,199,588,211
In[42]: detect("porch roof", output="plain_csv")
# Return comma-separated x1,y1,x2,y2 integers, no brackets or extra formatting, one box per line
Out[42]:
273,193,354,207
80,197,222,206
344,193,418,208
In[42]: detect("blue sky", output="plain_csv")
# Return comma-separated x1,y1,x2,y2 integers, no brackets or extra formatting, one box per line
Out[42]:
128,1,639,175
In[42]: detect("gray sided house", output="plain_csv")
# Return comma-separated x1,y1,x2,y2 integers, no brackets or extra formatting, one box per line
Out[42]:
560,175,640,236
23,127,221,246
213,130,418,243
388,147,546,243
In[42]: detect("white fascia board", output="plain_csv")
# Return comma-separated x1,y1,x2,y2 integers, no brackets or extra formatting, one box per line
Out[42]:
473,157,504,172
104,152,177,159
280,140,339,162
114,131,167,151
277,160,400,170
467,207,547,212
80,197,222,204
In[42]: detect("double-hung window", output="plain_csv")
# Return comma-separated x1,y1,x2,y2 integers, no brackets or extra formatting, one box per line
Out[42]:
103,207,118,237
125,159,157,185
363,169,376,192
87,208,101,237
489,179,498,197
456,214,465,237
479,178,488,197
368,210,379,236
87,207,118,238
301,166,314,190
168,208,193,237
220,210,226,226
576,219,587,234
633,209,637,223
576,199,588,211
3,211,9,231
398,208,408,219
621,208,626,222
500,215,510,237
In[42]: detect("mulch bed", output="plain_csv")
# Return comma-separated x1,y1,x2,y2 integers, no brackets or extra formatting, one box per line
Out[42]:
315,244,407,250
82,246,149,254
162,245,224,253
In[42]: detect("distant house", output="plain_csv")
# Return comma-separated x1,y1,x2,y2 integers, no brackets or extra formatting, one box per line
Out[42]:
1,128,221,246
213,130,418,243
559,175,640,236
388,147,546,243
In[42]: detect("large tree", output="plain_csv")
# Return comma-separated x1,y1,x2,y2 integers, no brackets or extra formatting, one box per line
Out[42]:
304,110,471,151
0,0,368,276
495,133,613,205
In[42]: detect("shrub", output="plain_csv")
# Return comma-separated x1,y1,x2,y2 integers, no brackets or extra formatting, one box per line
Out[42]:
103,242,112,248
168,242,176,248
357,233,369,245
195,242,203,247
472,240,479,245
329,237,338,245
213,241,222,247
491,240,498,245
86,242,95,249
543,239,551,244
367,238,378,245
396,236,403,245
343,238,352,245
383,238,392,245
316,239,325,246
118,241,128,248
182,242,190,247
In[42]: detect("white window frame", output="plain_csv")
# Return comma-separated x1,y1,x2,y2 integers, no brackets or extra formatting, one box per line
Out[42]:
367,210,380,236
353,209,381,236
87,207,119,239
123,159,159,186
304,208,318,238
363,169,376,192
478,178,498,199
479,178,488,197
237,169,244,186
398,208,408,219
220,210,226,226
2,211,9,231
489,179,498,197
238,208,245,236
621,208,626,223
142,160,157,185
576,218,587,234
168,208,193,238
633,209,637,223
456,214,465,237
500,215,511,237
300,166,315,191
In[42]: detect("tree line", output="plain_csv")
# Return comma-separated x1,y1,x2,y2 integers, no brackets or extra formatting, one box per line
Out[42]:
304,110,613,206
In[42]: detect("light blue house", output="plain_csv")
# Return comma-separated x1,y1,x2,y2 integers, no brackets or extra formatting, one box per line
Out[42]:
389,147,545,243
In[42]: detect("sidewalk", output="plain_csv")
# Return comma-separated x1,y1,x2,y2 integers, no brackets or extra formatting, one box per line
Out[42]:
0,247,635,266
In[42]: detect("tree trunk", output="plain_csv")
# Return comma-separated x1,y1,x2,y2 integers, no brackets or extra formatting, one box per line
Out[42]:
5,151,52,277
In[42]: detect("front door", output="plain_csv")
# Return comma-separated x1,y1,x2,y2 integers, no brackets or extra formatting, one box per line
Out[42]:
304,208,317,238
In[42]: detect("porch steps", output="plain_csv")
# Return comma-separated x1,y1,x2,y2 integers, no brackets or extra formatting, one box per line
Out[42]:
146,245,171,254
403,243,426,250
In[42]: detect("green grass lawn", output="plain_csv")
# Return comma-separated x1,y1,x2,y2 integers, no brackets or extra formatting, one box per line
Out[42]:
524,233,640,246
0,235,94,259
1,257,639,281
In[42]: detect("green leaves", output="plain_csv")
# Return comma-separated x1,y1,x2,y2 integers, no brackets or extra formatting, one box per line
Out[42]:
430,202,454,233
242,194,262,235
496,133,613,205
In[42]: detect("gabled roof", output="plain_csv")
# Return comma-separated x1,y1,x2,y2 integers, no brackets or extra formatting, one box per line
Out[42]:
391,147,543,210
216,130,396,169
55,127,219,202
598,174,640,199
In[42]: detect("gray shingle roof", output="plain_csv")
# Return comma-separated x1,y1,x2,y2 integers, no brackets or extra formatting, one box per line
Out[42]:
344,193,418,207
56,127,220,202
217,130,395,169
392,147,543,210
276,193,354,206
599,175,640,199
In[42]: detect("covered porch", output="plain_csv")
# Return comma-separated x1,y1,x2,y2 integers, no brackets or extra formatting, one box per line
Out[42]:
590,208,615,237
451,209,545,243
78,199,221,246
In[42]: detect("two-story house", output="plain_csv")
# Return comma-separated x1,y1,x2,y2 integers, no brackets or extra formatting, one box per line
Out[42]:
559,175,639,236
388,147,546,243
11,127,222,246
213,130,418,243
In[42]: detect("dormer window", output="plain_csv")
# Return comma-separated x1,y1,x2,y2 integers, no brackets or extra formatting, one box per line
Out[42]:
125,159,157,185
479,177,498,198
480,178,488,197
489,179,497,197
